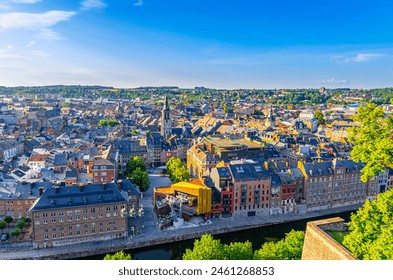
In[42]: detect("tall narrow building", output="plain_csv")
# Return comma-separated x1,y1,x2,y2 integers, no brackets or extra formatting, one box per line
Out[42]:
161,95,172,138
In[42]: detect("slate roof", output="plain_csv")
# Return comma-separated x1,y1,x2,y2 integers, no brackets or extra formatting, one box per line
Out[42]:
303,161,333,177
30,183,128,211
216,167,232,179
229,163,270,181
54,153,67,166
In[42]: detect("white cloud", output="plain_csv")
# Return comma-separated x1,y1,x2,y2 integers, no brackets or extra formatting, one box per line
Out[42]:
350,53,384,63
318,78,349,85
81,0,107,10
331,53,385,64
0,44,28,60
0,11,76,29
0,11,76,39
25,40,35,48
33,50,52,57
134,0,143,7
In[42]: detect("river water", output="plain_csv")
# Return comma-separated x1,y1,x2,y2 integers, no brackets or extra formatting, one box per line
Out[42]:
81,211,352,260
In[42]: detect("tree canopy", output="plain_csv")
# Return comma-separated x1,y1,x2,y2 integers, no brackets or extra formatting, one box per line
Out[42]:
347,103,393,182
130,167,149,192
253,230,305,260
182,231,304,260
314,110,326,125
104,251,132,260
98,119,120,127
0,221,6,234
125,156,146,177
182,234,225,260
343,189,393,260
166,157,190,183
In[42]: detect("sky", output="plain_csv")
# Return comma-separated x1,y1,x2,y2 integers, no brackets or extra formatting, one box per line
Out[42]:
1,0,393,89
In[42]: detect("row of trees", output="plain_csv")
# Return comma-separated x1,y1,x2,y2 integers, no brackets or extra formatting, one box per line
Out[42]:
166,157,190,183
102,231,304,260
0,216,31,240
182,231,305,260
124,156,149,192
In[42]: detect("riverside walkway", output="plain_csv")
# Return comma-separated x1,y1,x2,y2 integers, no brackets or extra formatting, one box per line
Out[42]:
0,203,360,260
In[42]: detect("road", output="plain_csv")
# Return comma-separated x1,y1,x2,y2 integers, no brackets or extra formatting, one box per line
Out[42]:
130,169,171,236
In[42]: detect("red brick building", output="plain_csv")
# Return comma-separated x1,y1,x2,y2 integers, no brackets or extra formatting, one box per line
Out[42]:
229,162,271,217
92,158,115,184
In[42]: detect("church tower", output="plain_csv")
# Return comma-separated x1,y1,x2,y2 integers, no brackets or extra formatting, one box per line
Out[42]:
265,105,275,128
161,95,172,138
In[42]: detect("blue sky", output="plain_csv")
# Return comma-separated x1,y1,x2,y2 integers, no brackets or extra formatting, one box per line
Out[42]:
1,0,393,89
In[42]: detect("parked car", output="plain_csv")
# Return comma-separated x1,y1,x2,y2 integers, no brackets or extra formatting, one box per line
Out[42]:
1,233,9,242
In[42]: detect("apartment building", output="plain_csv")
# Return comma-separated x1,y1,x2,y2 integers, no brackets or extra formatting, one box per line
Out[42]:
29,183,128,248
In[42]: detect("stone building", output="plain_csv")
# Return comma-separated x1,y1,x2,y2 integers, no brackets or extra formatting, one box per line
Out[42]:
29,183,129,248
299,159,374,211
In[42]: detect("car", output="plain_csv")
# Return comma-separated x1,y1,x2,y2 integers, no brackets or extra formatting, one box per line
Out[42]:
1,233,9,242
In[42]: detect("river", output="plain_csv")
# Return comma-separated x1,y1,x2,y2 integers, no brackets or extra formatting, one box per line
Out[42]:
81,211,352,260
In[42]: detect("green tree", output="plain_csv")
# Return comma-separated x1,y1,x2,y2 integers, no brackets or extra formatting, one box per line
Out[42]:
25,217,32,226
314,110,326,125
4,216,13,227
11,228,21,240
223,241,254,260
131,129,138,135
98,120,107,126
182,234,225,260
347,103,393,182
130,167,149,192
61,102,72,107
106,119,120,127
343,189,393,260
0,221,6,234
104,251,132,260
166,157,190,183
254,230,305,260
16,218,26,232
125,156,146,178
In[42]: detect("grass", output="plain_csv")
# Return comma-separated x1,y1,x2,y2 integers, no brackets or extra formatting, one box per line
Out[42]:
327,230,349,245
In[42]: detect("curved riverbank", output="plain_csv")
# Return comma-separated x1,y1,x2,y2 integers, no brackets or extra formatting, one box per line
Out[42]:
0,203,360,260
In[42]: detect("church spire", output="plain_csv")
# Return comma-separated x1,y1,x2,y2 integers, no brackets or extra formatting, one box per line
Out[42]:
164,94,170,111
161,95,171,138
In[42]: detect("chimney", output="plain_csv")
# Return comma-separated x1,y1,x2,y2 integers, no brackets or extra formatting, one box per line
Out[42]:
79,185,84,192
54,186,60,194
38,187,44,196
102,182,107,190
